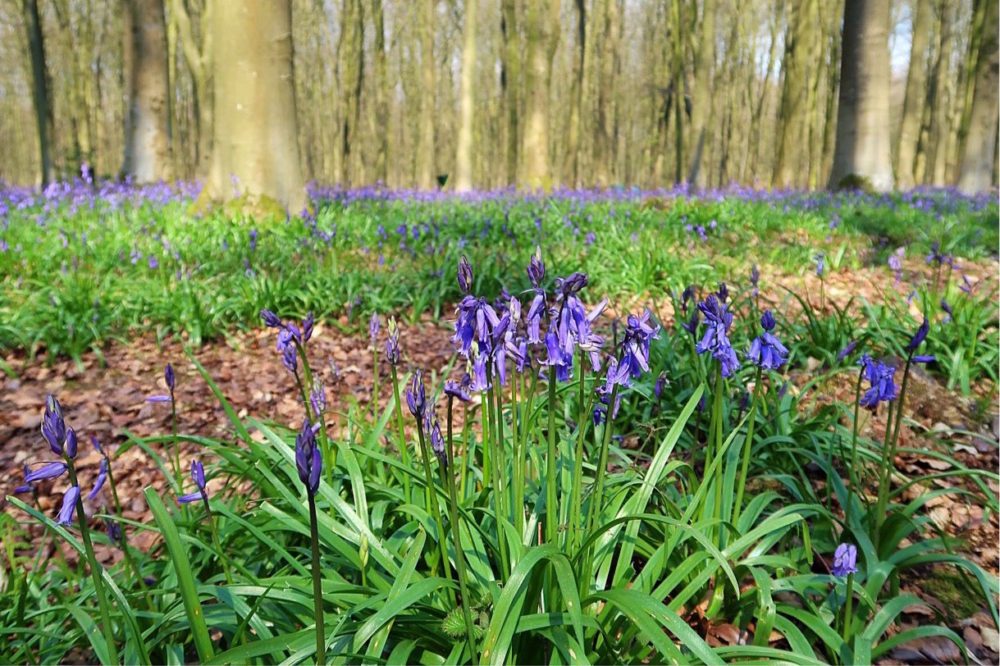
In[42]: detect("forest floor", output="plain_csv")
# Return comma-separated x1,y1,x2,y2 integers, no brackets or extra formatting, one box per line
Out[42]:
2,262,998,664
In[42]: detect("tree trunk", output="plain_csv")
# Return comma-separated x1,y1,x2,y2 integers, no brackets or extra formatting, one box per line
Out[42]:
123,0,173,182
204,0,305,212
828,0,893,191
338,0,364,186
957,0,998,193
372,0,389,184
519,0,559,189
416,0,435,189
500,0,519,186
22,0,56,186
171,0,213,175
453,0,478,191
895,0,932,190
688,0,715,188
773,0,807,188
563,0,586,187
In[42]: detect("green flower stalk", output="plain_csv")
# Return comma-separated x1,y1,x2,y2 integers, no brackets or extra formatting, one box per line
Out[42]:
445,393,478,661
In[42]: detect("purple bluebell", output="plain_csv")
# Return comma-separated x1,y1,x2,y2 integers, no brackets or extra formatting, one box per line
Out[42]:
654,372,668,399
542,327,573,383
832,543,858,577
261,309,283,328
25,461,68,483
453,295,500,357
749,265,760,296
815,253,825,278
717,282,729,303
525,292,546,344
302,312,314,343
471,350,491,392
58,486,80,526
858,356,897,413
369,312,380,345
385,318,401,366
527,247,545,287
681,309,700,336
406,370,427,418
88,459,108,501
837,340,858,362
295,420,322,495
444,376,472,402
165,363,175,392
941,299,953,321
13,464,33,494
457,256,473,294
147,394,171,403
64,428,78,459
282,344,298,373
913,355,935,364
310,383,326,416
695,295,741,378
42,395,66,456
178,460,209,504
925,241,945,266
620,310,660,379
428,416,447,467
106,518,123,543
680,285,695,314
959,274,975,294
747,310,788,371
907,318,929,352
888,248,904,283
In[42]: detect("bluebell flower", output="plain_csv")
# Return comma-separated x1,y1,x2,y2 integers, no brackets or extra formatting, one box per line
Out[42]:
282,344,298,373
88,459,108,501
428,416,447,467
385,317,400,366
815,253,825,278
859,356,897,413
25,461,68,483
457,255,473,294
41,395,66,456
695,295,741,377
837,340,858,362
57,486,80,526
913,355,935,364
681,309,700,336
165,363,175,391
295,420,322,495
941,299,953,322
178,460,209,504
717,282,729,303
13,464,34,494
747,310,788,370
261,309,283,328
542,327,573,383
64,428,78,459
406,370,427,418
302,312,314,343
749,264,760,296
527,247,545,288
832,543,858,577
620,310,660,379
907,318,929,352
680,285,695,314
310,383,326,416
444,375,472,402
369,312,380,345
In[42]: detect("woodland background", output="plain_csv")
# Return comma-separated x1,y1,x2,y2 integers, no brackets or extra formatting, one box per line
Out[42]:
0,0,996,198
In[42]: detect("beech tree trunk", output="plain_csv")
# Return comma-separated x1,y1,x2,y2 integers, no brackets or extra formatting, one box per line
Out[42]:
688,0,715,188
22,0,56,186
773,0,807,188
372,0,389,184
957,0,999,193
828,0,893,191
895,0,932,190
123,0,172,182
519,0,559,189
205,0,305,212
453,0,477,191
563,0,586,187
416,0,435,189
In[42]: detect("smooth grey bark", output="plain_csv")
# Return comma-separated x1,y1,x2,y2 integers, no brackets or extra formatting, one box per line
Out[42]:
123,0,173,182
895,0,932,190
204,0,305,212
957,0,998,193
828,0,893,191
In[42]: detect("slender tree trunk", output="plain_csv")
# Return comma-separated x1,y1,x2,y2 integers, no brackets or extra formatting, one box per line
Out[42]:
688,0,715,188
921,0,951,185
454,0,478,191
563,0,586,187
338,0,364,186
669,0,685,183
519,0,559,188
804,0,823,189
828,0,893,191
895,0,932,190
22,0,56,186
595,0,620,186
372,0,389,185
500,0,519,186
751,6,781,180
123,0,173,182
820,0,843,185
416,0,435,189
204,0,305,212
171,0,213,175
773,0,807,188
957,0,998,192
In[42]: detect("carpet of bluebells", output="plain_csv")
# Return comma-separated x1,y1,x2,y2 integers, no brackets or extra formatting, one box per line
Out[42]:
1,178,998,664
